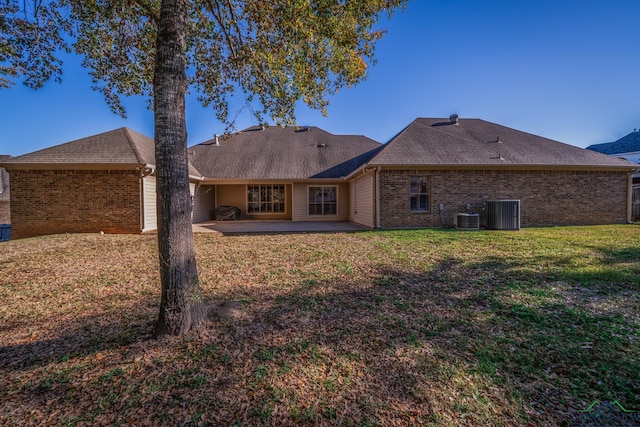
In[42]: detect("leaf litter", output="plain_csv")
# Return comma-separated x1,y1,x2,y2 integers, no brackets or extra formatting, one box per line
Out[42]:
0,225,639,425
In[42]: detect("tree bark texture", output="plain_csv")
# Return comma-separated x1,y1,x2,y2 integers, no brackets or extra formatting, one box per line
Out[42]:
153,0,206,336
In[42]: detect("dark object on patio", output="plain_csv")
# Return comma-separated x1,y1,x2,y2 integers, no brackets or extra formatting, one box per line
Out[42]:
214,206,241,221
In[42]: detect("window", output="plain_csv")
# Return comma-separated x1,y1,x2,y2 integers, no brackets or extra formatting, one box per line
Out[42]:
410,177,429,212
247,184,285,213
308,186,337,216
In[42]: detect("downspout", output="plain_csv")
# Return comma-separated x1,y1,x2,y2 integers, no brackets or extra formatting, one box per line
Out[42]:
353,177,357,220
629,169,638,223
375,167,381,229
139,170,144,232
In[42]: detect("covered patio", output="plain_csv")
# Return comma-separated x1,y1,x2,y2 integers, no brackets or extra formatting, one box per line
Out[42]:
192,220,370,235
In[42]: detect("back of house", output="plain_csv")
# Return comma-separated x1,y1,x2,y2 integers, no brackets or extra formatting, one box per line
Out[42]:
1,118,637,239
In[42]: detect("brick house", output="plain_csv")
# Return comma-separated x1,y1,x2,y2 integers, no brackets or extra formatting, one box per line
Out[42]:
0,128,203,239
1,117,637,239
350,117,637,229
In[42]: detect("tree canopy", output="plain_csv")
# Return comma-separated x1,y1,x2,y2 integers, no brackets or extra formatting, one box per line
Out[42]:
2,0,405,125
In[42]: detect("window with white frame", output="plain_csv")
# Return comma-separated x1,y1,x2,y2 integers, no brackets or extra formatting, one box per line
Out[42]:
308,186,337,216
410,176,429,212
247,184,285,213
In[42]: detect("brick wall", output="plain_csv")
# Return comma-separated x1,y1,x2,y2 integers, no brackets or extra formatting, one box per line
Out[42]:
9,169,142,239
379,169,629,229
0,200,9,224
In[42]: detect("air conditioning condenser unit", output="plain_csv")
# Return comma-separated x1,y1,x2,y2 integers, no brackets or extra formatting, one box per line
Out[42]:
486,200,520,230
455,213,480,230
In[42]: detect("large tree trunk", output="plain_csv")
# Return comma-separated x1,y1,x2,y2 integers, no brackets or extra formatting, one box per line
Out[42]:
153,0,206,336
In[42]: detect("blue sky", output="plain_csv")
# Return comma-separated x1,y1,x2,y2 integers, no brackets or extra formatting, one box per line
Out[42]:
2,0,640,157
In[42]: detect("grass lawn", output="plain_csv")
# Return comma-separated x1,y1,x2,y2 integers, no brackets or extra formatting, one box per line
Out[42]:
0,225,639,426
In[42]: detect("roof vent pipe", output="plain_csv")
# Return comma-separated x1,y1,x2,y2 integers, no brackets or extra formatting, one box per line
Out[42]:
214,134,219,146
449,114,459,124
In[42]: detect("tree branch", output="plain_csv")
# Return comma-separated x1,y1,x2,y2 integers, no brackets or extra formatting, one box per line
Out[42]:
224,0,244,47
203,0,238,60
133,0,159,24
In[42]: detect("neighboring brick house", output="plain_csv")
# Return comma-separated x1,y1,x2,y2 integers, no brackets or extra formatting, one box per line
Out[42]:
0,155,11,224
1,117,637,239
587,129,640,220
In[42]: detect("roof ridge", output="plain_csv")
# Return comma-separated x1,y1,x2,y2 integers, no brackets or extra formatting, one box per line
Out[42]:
366,118,430,164
121,127,153,165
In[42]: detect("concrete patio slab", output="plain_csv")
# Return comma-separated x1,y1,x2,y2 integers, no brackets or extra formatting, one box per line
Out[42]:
192,220,370,235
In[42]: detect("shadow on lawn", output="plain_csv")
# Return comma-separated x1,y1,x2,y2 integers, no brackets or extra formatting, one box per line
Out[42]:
236,252,640,423
0,308,155,372
2,240,638,425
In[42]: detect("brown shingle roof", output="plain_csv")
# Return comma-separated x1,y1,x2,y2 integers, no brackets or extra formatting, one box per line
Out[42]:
0,128,203,177
2,128,155,166
369,118,637,169
189,126,382,180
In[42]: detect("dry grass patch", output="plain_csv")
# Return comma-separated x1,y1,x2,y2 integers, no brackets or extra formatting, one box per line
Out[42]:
1,225,639,425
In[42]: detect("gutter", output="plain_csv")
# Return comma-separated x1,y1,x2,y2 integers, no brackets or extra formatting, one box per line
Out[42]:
139,162,204,183
0,162,148,171
364,163,638,172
